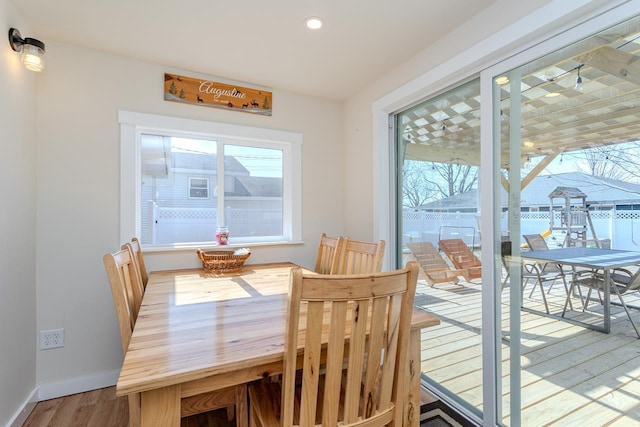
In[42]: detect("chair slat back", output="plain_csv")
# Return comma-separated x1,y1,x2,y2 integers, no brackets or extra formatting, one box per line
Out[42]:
122,237,148,288
523,234,549,251
281,262,418,427
314,233,344,274
103,248,144,353
334,238,385,274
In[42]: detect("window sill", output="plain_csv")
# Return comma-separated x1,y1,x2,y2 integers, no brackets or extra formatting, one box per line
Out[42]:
142,240,305,253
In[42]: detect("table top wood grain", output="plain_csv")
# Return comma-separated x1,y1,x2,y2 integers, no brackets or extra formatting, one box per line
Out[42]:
116,262,439,397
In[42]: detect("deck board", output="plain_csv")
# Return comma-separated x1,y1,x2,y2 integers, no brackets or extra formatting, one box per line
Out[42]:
416,273,640,426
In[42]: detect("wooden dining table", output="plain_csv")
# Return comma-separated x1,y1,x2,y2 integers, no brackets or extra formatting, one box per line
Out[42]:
115,262,439,426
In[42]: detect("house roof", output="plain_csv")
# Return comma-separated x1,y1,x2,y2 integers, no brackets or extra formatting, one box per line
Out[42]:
416,172,640,210
232,176,282,198
524,172,640,207
172,152,249,174
170,152,281,198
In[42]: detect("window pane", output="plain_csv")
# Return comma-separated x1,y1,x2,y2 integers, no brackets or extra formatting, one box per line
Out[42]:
223,145,283,238
189,178,209,198
140,134,218,244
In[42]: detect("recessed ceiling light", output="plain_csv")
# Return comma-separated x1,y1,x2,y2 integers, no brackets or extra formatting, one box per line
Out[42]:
545,92,560,98
495,76,509,85
523,141,534,147
305,17,323,30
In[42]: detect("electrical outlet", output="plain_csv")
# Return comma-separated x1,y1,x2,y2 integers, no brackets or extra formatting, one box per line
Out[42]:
40,328,64,350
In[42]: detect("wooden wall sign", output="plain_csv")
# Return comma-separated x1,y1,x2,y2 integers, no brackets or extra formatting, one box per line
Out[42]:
164,73,272,116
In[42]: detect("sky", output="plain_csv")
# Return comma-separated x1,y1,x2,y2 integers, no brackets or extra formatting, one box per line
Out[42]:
171,137,282,178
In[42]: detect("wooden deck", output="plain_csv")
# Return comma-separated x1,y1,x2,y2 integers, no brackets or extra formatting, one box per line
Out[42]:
416,273,640,426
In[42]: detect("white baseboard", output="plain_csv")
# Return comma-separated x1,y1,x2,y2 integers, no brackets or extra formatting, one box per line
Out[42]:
6,388,37,427
4,370,120,427
37,369,120,401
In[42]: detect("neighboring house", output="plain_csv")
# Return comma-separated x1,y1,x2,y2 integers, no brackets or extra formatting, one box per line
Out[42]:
141,151,283,243
415,172,640,212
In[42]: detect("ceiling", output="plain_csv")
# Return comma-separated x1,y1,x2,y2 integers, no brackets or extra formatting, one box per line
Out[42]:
10,0,498,100
12,1,637,170
402,15,640,171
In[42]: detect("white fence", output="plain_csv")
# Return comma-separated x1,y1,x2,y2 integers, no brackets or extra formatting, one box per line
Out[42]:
145,204,282,244
144,204,640,250
402,210,640,250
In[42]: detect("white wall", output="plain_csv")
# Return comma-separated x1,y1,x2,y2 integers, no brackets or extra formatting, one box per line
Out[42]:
0,0,38,424
33,41,344,394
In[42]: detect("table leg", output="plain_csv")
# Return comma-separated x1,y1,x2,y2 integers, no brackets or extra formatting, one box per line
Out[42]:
404,328,421,426
604,268,611,333
236,384,248,427
141,385,181,427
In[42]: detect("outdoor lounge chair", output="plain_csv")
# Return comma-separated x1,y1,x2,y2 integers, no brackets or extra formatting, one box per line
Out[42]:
438,238,482,282
523,233,573,299
502,240,566,314
501,240,512,290
407,241,462,285
562,266,640,338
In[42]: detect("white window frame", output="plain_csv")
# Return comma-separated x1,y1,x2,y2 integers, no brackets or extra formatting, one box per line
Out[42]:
188,177,210,199
119,110,302,251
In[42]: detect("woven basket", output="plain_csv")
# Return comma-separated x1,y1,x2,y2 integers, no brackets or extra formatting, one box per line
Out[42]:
196,248,251,273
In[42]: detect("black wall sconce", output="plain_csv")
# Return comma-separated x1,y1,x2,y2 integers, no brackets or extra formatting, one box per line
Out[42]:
8,28,45,72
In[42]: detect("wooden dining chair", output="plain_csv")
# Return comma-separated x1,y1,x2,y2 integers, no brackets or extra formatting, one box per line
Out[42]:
333,237,385,274
103,249,249,427
122,237,148,289
104,248,144,332
314,233,343,274
248,261,419,426
103,248,145,427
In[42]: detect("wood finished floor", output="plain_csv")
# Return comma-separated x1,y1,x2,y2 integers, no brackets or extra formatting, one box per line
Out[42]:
22,386,235,427
416,271,640,426
23,386,435,426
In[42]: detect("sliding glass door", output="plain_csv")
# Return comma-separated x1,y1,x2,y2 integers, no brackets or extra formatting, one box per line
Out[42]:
487,14,640,426
396,78,484,420
395,8,640,426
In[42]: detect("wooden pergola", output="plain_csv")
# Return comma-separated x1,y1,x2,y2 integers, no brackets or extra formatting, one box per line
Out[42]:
402,18,640,191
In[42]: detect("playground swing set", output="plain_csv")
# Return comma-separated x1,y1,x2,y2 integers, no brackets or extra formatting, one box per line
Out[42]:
529,186,610,250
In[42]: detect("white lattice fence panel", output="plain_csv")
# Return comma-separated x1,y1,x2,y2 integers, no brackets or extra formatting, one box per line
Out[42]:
154,207,218,244
402,211,480,247
403,209,640,250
